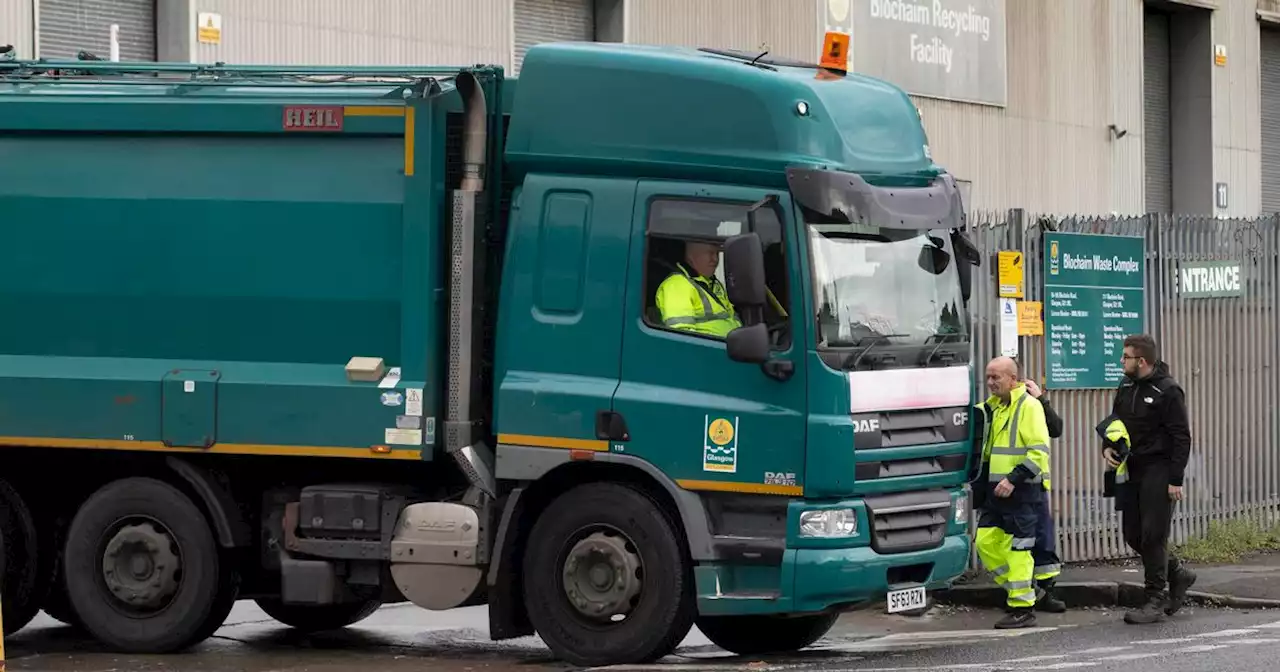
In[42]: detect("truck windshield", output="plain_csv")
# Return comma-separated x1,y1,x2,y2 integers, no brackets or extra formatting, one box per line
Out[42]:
807,221,969,370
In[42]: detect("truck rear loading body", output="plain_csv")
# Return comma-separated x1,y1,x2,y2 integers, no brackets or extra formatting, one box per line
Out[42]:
0,40,980,667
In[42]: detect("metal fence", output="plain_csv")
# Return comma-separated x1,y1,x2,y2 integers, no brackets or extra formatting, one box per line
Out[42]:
966,209,1280,562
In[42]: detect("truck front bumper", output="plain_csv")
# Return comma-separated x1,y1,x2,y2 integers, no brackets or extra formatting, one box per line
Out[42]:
694,491,972,616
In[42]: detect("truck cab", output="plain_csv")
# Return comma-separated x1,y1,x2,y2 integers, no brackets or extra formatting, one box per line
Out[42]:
484,40,980,664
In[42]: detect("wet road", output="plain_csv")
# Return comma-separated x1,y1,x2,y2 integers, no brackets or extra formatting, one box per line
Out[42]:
6,600,1280,671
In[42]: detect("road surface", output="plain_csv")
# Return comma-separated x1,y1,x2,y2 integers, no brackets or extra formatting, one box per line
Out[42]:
5,600,1280,671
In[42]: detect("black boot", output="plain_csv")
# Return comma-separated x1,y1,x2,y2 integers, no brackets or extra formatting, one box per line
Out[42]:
1165,561,1198,616
1035,579,1067,613
1124,592,1168,624
995,607,1037,629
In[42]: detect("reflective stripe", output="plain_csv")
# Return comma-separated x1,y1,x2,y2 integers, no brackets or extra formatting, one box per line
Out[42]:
1012,537,1036,550
991,564,1010,577
987,393,1051,484
664,267,733,326
660,266,737,331
1006,580,1034,592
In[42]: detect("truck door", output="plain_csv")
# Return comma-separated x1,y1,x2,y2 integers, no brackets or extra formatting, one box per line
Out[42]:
611,181,808,496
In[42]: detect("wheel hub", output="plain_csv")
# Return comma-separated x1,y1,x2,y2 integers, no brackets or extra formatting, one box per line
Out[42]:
102,521,181,610
562,530,642,621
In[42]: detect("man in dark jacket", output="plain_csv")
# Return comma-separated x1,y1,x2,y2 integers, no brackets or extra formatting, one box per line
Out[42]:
1108,333,1195,624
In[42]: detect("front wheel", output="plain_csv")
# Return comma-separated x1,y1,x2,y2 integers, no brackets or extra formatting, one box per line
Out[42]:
523,482,695,667
696,613,840,655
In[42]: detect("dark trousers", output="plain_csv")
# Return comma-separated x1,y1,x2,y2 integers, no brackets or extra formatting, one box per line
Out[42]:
1119,462,1178,597
1032,490,1061,585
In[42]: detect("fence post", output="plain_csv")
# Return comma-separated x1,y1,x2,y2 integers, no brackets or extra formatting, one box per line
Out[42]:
1008,208,1027,362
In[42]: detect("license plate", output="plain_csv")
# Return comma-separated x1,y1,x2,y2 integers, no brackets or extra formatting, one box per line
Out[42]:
886,585,927,613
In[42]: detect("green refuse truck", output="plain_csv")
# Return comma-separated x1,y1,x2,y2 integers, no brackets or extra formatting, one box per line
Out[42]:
0,36,981,667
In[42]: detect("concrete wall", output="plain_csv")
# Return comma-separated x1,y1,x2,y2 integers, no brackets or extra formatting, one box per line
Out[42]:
6,0,1275,217
0,0,35,60
174,0,511,70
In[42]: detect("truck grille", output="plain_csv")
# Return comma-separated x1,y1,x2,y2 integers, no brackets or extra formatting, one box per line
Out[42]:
863,491,951,554
852,406,970,450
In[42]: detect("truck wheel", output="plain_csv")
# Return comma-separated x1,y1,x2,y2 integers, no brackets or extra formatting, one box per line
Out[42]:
0,478,47,634
522,482,695,667
62,477,237,653
254,596,382,631
696,613,840,655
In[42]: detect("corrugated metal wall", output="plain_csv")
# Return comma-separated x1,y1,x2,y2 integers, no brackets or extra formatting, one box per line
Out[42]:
1143,9,1172,215
38,0,156,61
1263,26,1280,214
0,0,35,60
626,0,818,63
968,210,1280,562
189,0,511,69
1211,2,1263,218
512,0,594,75
908,0,1140,215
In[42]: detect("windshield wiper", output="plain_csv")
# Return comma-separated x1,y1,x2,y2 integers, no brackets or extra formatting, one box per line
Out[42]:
920,332,966,367
845,333,908,371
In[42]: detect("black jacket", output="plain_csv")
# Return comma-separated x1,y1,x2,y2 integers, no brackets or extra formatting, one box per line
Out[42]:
1110,360,1192,486
1041,395,1064,440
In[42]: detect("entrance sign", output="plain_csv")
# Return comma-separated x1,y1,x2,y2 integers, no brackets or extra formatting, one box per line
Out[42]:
1043,232,1145,390
1179,260,1244,299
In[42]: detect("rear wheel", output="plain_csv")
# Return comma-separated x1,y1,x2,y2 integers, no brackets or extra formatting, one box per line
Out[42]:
255,596,382,631
63,477,239,653
0,478,48,635
523,482,695,668
696,613,840,655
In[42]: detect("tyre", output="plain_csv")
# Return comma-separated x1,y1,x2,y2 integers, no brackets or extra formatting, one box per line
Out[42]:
62,477,239,653
0,478,48,635
696,612,840,656
40,509,81,628
522,482,695,668
255,596,382,631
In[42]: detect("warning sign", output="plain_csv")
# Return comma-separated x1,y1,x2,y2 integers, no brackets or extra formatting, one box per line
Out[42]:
197,12,223,45
997,250,1024,298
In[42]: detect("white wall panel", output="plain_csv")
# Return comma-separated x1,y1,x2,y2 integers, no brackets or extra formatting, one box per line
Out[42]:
0,0,35,60
187,0,511,70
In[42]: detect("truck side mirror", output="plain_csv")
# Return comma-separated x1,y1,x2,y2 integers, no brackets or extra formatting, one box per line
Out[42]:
950,230,980,303
727,323,770,363
723,233,767,308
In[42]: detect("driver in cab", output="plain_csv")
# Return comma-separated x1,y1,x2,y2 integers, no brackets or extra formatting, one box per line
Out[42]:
656,240,742,338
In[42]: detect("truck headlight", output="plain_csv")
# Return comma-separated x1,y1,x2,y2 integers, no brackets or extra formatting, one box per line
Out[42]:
799,509,857,538
954,493,970,525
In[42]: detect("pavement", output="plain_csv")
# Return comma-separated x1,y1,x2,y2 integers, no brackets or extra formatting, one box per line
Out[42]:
5,597,1280,672
937,551,1280,610
7,599,1280,671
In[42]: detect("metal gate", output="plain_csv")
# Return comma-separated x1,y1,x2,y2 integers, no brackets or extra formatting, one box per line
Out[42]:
1263,27,1280,214
1143,10,1172,215
967,210,1280,562
512,0,595,75
38,0,156,62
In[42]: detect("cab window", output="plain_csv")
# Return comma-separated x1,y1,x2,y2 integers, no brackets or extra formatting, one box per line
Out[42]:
641,197,791,349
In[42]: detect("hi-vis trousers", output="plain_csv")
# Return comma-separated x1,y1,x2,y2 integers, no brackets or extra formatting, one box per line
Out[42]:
976,498,1052,609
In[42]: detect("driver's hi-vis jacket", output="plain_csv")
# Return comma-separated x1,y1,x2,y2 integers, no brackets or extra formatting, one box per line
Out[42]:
655,263,742,338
